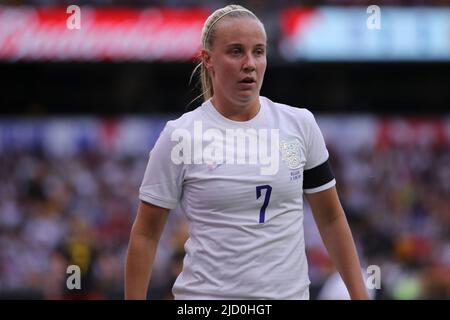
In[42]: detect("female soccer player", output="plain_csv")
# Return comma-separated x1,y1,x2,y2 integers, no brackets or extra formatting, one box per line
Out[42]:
125,4,369,300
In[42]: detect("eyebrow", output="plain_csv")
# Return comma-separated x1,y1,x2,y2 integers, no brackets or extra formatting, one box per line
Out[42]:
225,43,266,48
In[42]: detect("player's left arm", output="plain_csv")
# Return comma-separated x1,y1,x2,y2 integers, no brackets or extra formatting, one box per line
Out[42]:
305,186,370,300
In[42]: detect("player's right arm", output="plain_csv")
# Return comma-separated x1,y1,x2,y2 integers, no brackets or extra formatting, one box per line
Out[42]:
124,200,169,300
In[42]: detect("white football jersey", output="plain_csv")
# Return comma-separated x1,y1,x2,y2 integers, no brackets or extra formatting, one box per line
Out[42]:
139,96,335,299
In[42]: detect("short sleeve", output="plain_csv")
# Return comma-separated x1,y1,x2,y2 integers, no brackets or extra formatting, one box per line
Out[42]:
303,110,336,194
139,122,184,209
304,110,329,170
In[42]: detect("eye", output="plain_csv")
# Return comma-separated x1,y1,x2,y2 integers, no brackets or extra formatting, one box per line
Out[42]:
231,48,242,55
254,48,265,56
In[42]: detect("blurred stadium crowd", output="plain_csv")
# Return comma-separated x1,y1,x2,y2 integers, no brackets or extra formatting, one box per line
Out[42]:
0,148,140,299
0,117,448,300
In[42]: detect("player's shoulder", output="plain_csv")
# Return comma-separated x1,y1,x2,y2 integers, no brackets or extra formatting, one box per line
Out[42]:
261,96,316,124
164,104,204,131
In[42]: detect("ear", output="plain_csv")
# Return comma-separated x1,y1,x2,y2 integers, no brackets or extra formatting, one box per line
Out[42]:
201,49,213,70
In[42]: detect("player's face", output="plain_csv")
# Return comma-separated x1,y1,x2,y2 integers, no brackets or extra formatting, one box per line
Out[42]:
204,17,267,108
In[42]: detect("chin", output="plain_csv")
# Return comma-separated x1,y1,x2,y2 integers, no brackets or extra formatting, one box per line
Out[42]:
236,91,258,103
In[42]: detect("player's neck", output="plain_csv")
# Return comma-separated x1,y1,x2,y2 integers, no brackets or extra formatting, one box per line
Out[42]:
210,95,260,122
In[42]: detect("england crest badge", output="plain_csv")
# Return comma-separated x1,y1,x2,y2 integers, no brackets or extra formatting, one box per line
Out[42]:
280,138,302,170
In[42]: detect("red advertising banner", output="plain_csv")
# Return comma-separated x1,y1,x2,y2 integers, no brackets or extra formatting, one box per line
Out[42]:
0,6,209,61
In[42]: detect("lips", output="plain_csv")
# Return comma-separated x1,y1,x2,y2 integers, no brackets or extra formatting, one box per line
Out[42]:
238,77,256,84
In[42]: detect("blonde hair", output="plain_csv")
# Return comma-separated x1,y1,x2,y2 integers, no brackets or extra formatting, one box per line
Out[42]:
189,5,262,103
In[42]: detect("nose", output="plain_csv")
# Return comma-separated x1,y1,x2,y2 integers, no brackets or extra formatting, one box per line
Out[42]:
242,52,256,73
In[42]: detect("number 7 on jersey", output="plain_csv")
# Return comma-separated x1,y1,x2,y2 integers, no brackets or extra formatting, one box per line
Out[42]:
256,185,272,223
